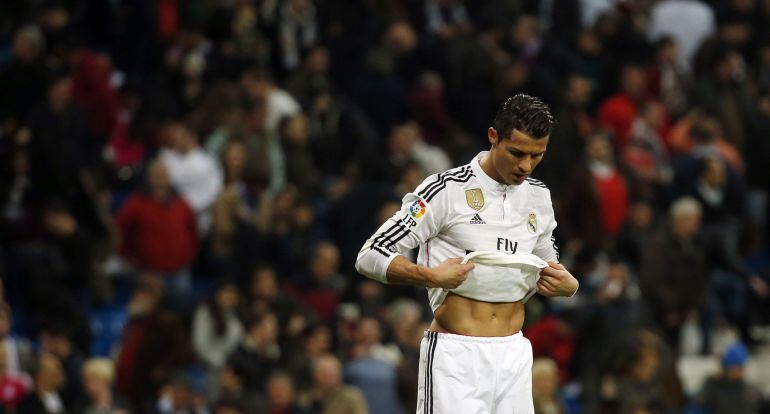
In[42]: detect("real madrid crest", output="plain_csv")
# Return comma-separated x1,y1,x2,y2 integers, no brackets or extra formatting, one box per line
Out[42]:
465,189,484,211
527,213,537,233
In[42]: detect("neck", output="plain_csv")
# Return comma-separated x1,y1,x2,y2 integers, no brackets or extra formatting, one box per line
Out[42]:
37,384,54,395
318,384,340,399
152,189,170,200
479,152,504,183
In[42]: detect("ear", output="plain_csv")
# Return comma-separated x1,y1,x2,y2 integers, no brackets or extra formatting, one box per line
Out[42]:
487,127,498,147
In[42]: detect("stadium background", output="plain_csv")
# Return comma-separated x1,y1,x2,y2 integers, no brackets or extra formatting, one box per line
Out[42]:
0,0,769,413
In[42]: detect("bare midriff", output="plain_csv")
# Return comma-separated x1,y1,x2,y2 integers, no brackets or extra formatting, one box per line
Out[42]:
429,292,525,337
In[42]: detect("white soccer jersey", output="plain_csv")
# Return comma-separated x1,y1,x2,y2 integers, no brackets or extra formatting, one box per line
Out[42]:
356,151,560,312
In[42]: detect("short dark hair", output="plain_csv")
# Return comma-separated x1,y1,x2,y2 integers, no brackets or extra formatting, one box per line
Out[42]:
493,94,555,139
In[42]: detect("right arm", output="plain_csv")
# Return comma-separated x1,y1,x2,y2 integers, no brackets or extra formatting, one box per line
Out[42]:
384,255,471,288
355,175,472,289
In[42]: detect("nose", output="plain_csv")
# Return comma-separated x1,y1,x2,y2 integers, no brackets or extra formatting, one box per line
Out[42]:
519,157,533,173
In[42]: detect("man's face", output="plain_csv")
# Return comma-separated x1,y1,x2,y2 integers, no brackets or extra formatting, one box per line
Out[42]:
267,376,295,407
39,353,64,389
488,128,548,185
147,162,171,193
621,67,646,98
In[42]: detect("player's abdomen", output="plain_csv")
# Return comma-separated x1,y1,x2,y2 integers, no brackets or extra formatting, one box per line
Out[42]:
431,293,525,337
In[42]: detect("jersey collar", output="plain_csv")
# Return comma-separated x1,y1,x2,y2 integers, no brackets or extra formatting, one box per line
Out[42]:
472,151,513,193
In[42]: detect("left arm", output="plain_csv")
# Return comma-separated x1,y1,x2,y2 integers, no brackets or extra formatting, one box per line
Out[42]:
531,190,578,297
537,262,579,297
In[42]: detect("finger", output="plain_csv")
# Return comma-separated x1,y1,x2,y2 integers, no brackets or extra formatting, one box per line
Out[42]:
539,268,564,279
538,282,556,296
538,277,558,290
539,274,561,286
539,273,563,283
548,261,566,270
448,257,463,264
538,280,556,293
540,266,561,277
461,262,475,272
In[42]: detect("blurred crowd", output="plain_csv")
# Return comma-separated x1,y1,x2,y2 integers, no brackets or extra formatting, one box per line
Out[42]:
0,0,769,413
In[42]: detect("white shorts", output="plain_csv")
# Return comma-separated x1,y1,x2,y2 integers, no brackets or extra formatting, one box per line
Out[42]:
417,331,534,414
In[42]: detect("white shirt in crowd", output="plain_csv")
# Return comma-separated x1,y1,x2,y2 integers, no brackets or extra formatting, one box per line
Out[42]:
265,88,301,136
191,305,244,369
160,148,223,234
648,0,715,71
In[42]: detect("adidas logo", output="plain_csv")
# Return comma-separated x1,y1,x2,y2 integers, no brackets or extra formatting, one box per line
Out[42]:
470,213,486,224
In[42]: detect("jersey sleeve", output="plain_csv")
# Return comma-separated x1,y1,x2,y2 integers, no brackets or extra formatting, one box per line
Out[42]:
355,174,449,283
532,191,560,263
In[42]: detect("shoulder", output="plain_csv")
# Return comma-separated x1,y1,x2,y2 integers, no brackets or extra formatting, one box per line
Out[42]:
413,164,475,203
525,177,549,190
525,178,553,201
338,385,367,402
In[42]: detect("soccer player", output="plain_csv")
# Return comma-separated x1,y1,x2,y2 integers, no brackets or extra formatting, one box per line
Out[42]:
356,94,579,413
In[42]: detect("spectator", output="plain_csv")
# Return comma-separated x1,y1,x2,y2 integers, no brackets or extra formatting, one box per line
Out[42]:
279,114,321,197
0,25,49,133
154,375,208,414
17,353,66,414
77,358,132,414
246,264,306,331
344,318,404,414
648,0,715,70
215,361,265,413
291,242,346,323
159,119,224,234
264,371,309,414
115,275,191,410
616,201,658,267
115,160,198,307
697,343,763,414
692,48,755,148
646,37,691,117
532,358,567,414
273,0,319,73
310,355,368,414
621,100,672,200
598,64,648,149
351,318,401,366
561,132,629,249
240,68,301,137
210,144,274,273
540,73,594,199
387,121,451,179
38,325,84,410
421,0,472,40
200,84,248,159
0,304,33,376
284,46,333,108
285,324,332,394
639,197,707,350
0,340,32,410
408,71,453,146
592,329,683,414
228,312,281,393
26,72,91,197
306,89,378,177
237,93,285,193
66,41,120,143
192,280,244,370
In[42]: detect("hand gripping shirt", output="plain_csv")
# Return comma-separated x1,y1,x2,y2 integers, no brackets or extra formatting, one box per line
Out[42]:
356,151,560,312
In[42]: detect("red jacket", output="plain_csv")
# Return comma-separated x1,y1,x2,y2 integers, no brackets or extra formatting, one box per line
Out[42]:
593,171,629,236
598,94,638,149
116,192,198,272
